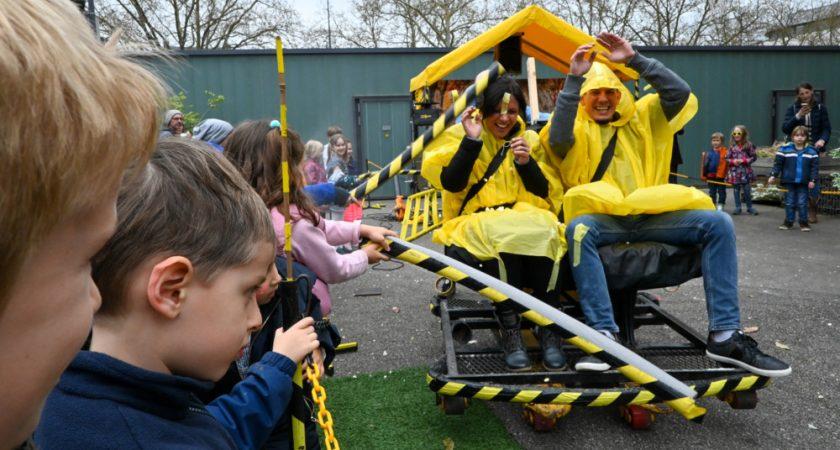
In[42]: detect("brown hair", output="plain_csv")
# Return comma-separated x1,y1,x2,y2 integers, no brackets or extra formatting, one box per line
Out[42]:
790,125,810,142
224,120,321,225
328,133,351,163
326,125,343,138
0,1,165,309
92,139,274,316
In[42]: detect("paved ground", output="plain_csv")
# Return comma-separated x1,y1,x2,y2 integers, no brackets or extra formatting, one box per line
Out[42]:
328,195,839,448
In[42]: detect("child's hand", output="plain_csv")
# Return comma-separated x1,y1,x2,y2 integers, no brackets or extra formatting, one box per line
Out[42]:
808,181,815,189
362,243,390,264
360,224,397,252
272,317,319,364
768,176,776,185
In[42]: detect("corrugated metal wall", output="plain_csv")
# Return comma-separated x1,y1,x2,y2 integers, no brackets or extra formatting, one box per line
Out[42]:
147,47,839,184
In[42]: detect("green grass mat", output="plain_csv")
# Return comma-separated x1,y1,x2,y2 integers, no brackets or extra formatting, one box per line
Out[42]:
316,366,521,449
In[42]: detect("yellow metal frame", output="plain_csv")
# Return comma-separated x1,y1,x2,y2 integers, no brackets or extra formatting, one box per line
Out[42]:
399,189,443,242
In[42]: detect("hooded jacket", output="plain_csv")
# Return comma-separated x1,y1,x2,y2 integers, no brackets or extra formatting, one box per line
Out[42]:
544,54,712,222
771,143,820,184
421,116,566,269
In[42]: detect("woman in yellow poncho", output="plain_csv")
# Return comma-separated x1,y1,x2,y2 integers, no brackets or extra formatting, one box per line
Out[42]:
543,32,790,377
421,74,566,372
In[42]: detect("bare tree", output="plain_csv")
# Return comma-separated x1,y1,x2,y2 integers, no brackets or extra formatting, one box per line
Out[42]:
333,0,392,47
387,0,497,47
97,0,302,49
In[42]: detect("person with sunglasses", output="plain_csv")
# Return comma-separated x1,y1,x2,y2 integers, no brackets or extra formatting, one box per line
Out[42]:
725,125,758,215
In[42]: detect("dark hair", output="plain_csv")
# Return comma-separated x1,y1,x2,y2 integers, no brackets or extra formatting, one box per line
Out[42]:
478,74,527,123
93,138,275,316
224,120,321,226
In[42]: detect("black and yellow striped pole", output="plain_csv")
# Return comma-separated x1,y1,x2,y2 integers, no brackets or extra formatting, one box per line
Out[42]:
274,37,308,450
348,61,506,199
383,237,707,422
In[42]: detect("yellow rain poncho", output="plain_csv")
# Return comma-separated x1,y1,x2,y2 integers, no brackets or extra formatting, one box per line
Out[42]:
421,117,566,276
545,62,711,223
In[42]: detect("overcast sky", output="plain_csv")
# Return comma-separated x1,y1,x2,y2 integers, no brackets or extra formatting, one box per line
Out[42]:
295,0,353,25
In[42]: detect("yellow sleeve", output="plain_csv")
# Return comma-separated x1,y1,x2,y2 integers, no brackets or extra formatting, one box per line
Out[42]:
420,124,467,190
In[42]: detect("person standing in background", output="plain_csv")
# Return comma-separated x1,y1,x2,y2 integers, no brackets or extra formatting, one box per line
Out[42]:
782,82,831,223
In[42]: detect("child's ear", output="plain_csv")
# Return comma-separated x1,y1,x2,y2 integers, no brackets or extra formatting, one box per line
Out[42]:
147,256,194,319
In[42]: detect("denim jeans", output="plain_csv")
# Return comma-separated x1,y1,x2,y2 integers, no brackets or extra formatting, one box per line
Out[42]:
707,182,726,205
784,183,809,224
731,183,753,211
565,210,740,333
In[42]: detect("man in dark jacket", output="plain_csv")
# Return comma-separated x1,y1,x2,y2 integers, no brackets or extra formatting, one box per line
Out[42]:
782,82,831,223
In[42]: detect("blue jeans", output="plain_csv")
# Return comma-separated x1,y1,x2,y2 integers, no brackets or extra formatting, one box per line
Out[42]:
784,183,809,224
566,210,740,333
732,183,753,211
707,181,726,205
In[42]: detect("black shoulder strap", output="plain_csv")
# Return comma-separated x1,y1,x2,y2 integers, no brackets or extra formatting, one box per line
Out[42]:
458,141,510,216
591,131,619,183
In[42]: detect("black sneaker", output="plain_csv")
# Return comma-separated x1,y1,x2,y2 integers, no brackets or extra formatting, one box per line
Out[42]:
706,331,791,377
800,222,811,232
778,222,793,230
748,208,759,215
574,354,610,372
538,327,567,371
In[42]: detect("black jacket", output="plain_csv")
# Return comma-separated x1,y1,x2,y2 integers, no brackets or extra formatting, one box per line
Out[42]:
782,102,831,151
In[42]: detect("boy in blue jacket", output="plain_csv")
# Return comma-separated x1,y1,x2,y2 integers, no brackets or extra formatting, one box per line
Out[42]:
769,125,820,231
35,139,319,450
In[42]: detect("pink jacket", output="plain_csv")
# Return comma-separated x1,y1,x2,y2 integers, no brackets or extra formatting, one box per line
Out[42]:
270,206,367,315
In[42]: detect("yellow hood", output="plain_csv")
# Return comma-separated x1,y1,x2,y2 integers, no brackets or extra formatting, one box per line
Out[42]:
578,62,635,127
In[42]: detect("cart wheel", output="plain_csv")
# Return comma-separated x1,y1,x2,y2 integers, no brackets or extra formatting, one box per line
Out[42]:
438,395,468,415
435,276,456,299
620,405,653,430
522,407,558,432
719,391,758,409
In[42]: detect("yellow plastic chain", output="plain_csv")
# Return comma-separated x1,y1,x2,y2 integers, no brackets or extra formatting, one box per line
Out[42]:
304,361,339,450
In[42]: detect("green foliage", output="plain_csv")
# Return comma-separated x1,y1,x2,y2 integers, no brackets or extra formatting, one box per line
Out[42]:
319,366,520,449
166,90,226,131
831,172,840,190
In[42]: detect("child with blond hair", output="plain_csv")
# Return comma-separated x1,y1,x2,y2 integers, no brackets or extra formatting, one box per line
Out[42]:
0,1,165,446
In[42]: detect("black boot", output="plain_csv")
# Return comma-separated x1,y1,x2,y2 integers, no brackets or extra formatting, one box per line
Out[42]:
497,307,531,371
538,327,567,371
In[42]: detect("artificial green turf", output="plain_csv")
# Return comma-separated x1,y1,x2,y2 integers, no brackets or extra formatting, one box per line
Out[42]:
317,366,521,449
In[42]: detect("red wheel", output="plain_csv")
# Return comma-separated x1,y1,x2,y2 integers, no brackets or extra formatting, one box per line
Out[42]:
621,405,653,430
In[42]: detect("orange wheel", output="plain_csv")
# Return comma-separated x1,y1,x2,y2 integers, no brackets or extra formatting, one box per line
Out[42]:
621,405,653,430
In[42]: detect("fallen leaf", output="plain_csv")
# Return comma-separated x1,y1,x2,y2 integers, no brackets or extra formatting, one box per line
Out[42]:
808,424,818,430
443,437,455,450
744,326,759,334
775,341,791,350
391,306,400,313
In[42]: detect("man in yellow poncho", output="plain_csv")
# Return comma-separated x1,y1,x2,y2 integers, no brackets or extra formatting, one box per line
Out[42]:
545,33,790,377
422,74,567,372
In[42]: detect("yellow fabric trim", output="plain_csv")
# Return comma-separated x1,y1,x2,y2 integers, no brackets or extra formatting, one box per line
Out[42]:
572,223,590,267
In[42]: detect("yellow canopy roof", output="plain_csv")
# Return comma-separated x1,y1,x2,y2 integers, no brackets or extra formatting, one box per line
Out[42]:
409,5,638,93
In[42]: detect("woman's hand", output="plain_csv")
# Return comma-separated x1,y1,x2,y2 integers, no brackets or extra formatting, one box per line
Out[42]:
768,176,776,185
595,32,636,64
569,43,596,76
461,106,483,139
360,224,397,252
511,137,531,164
815,139,825,149
808,181,815,189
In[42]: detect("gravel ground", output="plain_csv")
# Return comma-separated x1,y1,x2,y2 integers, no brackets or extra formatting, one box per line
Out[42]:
327,196,840,448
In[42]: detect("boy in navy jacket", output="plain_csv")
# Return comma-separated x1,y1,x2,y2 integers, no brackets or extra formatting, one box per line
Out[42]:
769,125,820,231
35,140,319,450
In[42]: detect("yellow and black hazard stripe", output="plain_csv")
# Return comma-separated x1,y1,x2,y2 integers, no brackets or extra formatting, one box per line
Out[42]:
349,62,506,200
357,168,420,182
426,368,769,406
384,238,707,422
